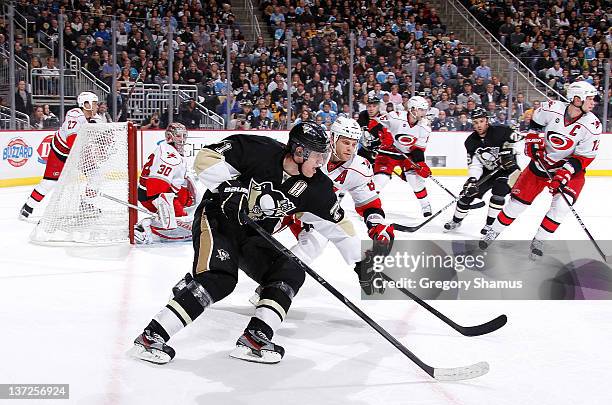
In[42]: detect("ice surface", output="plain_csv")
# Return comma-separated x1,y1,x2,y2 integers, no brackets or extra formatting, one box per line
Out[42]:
1,177,612,404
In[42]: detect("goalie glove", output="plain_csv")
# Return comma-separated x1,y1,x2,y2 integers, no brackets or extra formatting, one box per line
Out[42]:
461,177,479,198
218,180,249,225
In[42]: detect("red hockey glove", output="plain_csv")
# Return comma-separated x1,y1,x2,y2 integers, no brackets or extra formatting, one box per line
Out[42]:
368,223,395,244
549,167,573,192
414,161,431,178
524,132,545,161
379,127,394,148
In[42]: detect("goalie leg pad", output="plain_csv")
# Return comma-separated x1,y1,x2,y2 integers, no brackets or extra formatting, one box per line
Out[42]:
153,193,178,230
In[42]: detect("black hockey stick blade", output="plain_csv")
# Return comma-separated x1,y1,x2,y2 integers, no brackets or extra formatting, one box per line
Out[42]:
245,217,489,381
380,273,507,336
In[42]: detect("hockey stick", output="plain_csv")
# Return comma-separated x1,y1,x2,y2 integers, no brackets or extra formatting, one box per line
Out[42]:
99,192,154,217
395,150,486,210
379,273,507,336
535,158,611,263
393,167,502,233
245,216,489,381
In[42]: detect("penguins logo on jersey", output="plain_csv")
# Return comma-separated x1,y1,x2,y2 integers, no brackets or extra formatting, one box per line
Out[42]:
547,131,574,151
248,179,296,219
475,146,500,170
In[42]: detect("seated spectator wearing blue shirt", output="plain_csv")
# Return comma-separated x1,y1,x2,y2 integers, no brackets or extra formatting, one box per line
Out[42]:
474,58,492,81
315,102,337,125
93,22,111,43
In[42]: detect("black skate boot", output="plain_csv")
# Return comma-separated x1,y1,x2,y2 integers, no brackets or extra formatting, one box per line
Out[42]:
230,329,285,364
529,238,544,260
444,220,462,232
131,329,176,364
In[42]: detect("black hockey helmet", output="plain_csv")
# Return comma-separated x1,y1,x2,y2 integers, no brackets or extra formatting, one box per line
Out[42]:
288,121,330,159
367,95,381,105
470,107,488,120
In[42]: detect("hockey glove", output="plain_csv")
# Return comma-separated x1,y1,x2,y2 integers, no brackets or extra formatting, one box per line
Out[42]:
368,223,395,245
379,127,394,148
549,165,573,192
524,132,545,161
354,251,385,296
498,148,518,171
414,161,431,178
462,177,479,198
218,180,249,225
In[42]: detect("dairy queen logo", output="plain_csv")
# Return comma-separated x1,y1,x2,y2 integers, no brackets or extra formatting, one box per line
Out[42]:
37,134,54,164
2,138,33,167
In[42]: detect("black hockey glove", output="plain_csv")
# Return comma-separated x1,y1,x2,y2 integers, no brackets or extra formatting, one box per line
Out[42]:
218,180,249,225
354,249,386,296
498,149,518,171
462,177,479,198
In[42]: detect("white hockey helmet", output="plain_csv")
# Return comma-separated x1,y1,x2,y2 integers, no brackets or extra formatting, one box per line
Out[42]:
77,91,99,111
407,95,429,120
330,117,361,160
165,122,188,155
566,81,598,103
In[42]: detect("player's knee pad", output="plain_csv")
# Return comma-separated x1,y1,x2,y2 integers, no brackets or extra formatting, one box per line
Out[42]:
489,194,506,210
193,269,238,302
405,171,426,190
267,256,306,293
168,273,214,325
457,196,475,211
503,197,530,218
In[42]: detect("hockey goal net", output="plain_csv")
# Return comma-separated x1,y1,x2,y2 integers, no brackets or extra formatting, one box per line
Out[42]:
31,122,138,245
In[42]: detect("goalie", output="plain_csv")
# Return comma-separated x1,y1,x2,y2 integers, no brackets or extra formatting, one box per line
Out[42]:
135,123,200,244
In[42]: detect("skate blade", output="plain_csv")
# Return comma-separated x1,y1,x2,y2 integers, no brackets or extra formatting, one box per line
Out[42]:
229,346,282,364
128,344,172,364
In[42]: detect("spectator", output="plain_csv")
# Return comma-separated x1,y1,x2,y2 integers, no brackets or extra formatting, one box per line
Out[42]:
457,82,481,107
95,102,113,123
40,56,59,94
315,102,337,125
456,113,473,131
474,58,492,81
254,106,273,129
141,112,162,130
31,105,45,129
15,81,33,116
179,99,201,129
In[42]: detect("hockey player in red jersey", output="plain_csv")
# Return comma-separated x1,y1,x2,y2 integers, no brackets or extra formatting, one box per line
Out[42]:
135,123,199,243
19,92,99,220
370,96,433,217
480,81,602,258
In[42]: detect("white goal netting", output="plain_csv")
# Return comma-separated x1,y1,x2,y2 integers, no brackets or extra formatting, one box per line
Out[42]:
31,122,136,245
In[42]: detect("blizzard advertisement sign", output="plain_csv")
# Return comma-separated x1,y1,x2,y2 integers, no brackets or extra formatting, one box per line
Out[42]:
3,138,33,167
361,239,612,300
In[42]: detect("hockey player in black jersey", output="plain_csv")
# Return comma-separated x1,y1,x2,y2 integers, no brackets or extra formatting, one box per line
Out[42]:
131,122,343,365
357,96,383,164
444,108,521,235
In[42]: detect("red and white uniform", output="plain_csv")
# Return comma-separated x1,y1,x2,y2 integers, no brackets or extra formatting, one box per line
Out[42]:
371,111,432,212
45,108,90,180
288,154,384,265
138,142,192,217
492,100,601,239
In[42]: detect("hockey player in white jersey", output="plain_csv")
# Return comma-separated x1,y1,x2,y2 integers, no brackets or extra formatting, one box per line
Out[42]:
19,92,99,220
370,96,433,217
135,123,200,244
481,81,602,258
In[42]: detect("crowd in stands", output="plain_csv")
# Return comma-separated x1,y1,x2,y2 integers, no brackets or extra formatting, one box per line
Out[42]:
1,0,610,131
464,0,611,120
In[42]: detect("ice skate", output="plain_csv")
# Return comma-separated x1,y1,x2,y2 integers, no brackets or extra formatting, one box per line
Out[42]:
444,220,462,232
480,224,492,235
230,329,285,364
18,203,33,221
422,203,432,217
130,329,175,364
529,238,544,260
479,228,500,250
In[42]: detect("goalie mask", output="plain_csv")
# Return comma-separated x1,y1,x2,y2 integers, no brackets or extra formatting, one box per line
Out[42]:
165,123,187,156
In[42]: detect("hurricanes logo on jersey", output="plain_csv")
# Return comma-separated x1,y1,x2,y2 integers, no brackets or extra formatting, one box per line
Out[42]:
547,131,574,151
248,179,296,219
395,134,417,147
